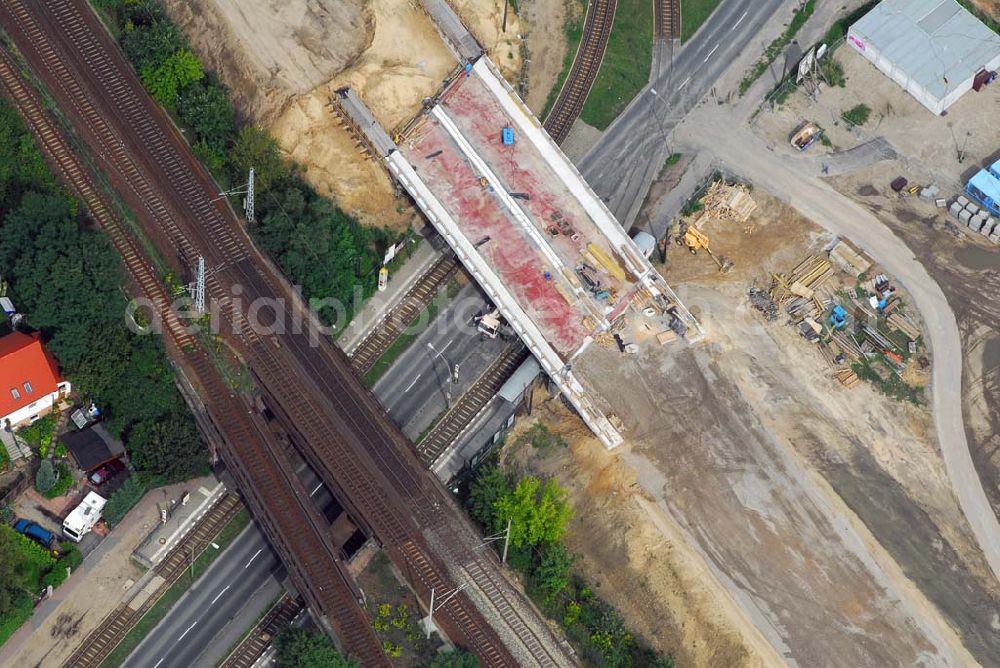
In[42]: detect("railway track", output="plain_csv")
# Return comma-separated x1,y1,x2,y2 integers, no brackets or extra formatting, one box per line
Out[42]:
220,595,304,668
542,0,617,144
349,253,459,376
655,0,680,40
61,494,242,668
418,343,530,466
0,18,389,666
0,1,575,664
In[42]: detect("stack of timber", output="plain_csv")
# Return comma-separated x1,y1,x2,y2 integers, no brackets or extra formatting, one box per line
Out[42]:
833,367,861,387
700,180,758,222
887,313,920,341
769,254,834,320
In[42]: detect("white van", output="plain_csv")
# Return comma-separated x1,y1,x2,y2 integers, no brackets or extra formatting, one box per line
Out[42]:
63,491,107,542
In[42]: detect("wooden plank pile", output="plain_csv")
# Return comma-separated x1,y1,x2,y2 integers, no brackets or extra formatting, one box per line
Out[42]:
769,254,834,321
833,367,860,387
887,313,920,341
701,180,758,222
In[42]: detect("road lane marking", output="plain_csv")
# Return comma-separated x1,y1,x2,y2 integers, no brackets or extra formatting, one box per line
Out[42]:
704,43,720,63
210,584,231,606
245,548,263,569
178,621,197,641
153,659,165,668
678,76,691,91
310,481,323,497
732,10,748,31
404,373,422,393
442,338,454,351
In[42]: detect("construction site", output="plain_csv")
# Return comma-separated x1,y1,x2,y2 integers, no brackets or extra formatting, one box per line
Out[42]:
6,0,999,666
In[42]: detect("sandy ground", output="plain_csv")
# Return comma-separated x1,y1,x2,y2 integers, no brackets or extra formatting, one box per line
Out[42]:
170,0,522,232
753,44,1000,539
507,403,773,667
519,0,572,114
754,46,1000,193
163,0,372,124
0,477,217,668
510,191,1000,665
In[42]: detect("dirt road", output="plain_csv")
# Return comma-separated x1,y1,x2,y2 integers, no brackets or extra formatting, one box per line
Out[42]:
687,118,1000,587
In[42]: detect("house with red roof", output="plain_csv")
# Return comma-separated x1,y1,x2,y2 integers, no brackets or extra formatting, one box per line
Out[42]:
0,331,71,429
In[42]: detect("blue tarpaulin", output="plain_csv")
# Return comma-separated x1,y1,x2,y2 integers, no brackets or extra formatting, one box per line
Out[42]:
966,169,1000,216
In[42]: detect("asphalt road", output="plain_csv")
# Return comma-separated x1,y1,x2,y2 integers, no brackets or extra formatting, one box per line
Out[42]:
125,460,335,668
577,0,786,226
373,282,507,439
122,523,281,668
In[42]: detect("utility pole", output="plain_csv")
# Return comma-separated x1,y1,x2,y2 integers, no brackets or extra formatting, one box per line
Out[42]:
423,583,469,639
478,518,513,564
212,167,255,223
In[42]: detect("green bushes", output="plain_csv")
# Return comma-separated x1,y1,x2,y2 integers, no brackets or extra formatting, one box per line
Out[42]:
463,462,671,666
841,103,871,127
93,0,394,328
275,626,356,667
0,96,207,484
44,462,74,499
103,472,159,527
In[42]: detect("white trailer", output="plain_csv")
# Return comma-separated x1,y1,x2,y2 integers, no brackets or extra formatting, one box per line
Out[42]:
62,491,107,542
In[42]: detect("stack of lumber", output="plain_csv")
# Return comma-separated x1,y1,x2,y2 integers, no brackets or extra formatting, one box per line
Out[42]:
831,331,863,361
833,368,860,387
769,254,834,320
887,313,920,341
701,180,758,222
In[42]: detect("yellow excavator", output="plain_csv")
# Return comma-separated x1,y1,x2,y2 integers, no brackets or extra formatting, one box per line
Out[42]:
676,224,734,273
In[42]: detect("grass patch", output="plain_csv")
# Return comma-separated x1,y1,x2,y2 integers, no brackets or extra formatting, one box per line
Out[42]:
658,152,683,178
541,0,588,120
841,103,871,127
851,358,923,405
681,0,723,42
580,0,654,130
819,56,846,87
363,279,461,387
98,509,251,668
739,0,816,95
821,1,878,47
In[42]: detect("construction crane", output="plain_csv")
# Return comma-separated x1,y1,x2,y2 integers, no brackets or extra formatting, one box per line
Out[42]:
676,225,734,273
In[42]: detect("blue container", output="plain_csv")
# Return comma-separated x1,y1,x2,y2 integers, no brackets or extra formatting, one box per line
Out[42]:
501,127,515,145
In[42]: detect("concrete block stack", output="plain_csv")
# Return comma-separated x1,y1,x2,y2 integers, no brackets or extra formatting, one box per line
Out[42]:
949,196,1000,245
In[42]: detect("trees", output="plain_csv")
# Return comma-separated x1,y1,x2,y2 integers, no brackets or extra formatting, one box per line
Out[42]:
177,75,236,154
35,459,56,494
531,542,574,603
494,476,572,549
466,465,513,532
121,18,184,72
229,126,287,191
140,49,204,108
127,417,205,482
275,627,356,668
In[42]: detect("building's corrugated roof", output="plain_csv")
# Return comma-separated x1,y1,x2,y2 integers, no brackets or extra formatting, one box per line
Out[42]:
850,0,1000,100
498,356,540,403
0,332,64,421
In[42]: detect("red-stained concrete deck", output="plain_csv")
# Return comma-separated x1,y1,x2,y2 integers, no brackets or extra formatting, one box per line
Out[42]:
406,120,588,357
402,70,641,358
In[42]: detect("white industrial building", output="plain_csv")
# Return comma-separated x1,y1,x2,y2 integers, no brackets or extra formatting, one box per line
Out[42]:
848,0,1000,114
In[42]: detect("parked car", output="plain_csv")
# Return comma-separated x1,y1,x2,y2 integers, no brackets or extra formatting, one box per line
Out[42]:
88,458,126,487
13,518,55,549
